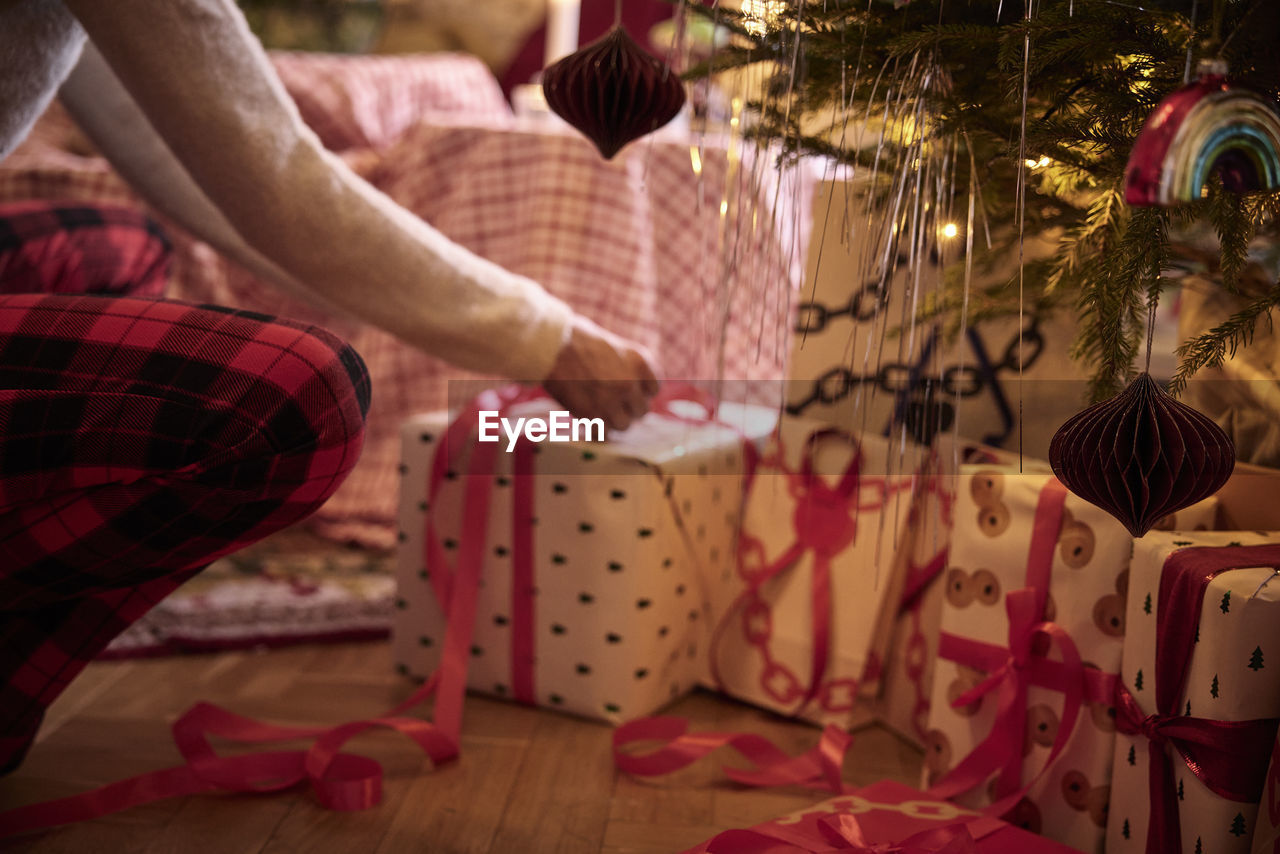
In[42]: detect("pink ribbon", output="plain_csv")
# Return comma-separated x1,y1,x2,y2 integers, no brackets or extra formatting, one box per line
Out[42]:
0,382,753,837
820,818,980,854
612,716,852,793
1114,544,1280,854
709,428,916,715
698,811,994,853
928,479,1093,814
0,386,522,837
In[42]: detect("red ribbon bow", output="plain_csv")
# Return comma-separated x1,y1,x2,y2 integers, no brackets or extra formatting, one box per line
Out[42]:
818,815,980,854
709,428,917,715
700,811,985,853
612,716,853,793
929,479,1096,812
1114,544,1280,854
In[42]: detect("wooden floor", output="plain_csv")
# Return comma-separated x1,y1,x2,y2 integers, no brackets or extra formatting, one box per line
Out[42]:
1,641,922,853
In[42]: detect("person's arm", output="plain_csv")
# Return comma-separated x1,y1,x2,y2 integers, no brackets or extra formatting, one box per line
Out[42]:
58,42,328,309
61,0,657,427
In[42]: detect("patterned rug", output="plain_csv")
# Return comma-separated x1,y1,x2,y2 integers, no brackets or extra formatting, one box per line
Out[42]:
103,527,396,658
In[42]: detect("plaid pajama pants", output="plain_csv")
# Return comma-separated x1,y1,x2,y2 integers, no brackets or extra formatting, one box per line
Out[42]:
0,201,371,770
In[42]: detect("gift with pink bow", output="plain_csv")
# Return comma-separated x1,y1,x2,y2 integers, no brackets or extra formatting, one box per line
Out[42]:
921,466,1217,853
393,384,776,723
702,416,935,728
682,780,1081,854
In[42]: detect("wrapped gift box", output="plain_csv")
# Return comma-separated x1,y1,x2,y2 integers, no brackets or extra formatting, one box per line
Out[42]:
869,441,1028,748
702,415,934,727
393,397,775,724
683,779,1081,853
922,465,1216,854
1108,532,1280,854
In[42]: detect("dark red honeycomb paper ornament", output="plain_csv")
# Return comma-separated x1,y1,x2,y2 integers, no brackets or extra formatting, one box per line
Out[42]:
1048,372,1234,537
541,25,686,160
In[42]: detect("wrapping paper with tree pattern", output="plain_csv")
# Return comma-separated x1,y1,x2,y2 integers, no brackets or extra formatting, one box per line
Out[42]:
1109,531,1280,854
392,400,775,724
921,465,1216,854
703,416,931,726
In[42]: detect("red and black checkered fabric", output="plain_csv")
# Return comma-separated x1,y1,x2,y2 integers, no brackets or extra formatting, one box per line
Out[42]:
0,204,370,772
0,200,170,297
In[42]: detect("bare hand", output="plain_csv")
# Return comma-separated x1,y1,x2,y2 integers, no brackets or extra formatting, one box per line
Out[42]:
543,315,660,432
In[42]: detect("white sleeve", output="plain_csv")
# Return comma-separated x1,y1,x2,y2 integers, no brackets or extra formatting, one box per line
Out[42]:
61,0,574,381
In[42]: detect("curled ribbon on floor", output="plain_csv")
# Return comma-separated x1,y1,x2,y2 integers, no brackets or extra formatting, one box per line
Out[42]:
612,715,852,794
0,382,759,837
0,385,528,837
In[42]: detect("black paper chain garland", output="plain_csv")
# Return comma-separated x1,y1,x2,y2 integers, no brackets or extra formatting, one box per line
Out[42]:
788,321,1043,447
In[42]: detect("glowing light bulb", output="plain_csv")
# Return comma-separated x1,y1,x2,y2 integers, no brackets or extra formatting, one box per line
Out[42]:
741,0,786,36
942,223,959,239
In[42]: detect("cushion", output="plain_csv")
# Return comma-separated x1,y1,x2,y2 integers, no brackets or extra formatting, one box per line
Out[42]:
269,50,513,152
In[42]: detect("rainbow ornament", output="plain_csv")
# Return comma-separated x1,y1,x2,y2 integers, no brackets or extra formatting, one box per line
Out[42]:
1124,72,1280,206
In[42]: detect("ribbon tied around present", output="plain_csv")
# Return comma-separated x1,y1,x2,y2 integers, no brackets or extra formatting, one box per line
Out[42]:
930,478,1110,814
817,815,981,854
711,428,917,715
1113,544,1280,854
698,798,1009,854
704,821,980,854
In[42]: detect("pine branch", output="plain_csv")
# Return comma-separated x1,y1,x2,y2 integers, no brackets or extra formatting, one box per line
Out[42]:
1171,278,1280,394
685,0,1280,401
1207,182,1256,294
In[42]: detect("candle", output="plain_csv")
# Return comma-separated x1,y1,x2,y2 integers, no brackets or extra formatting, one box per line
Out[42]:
544,0,581,67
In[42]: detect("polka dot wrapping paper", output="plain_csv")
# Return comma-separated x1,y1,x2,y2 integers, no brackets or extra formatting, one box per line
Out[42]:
922,465,1217,854
1108,532,1280,854
702,416,934,728
392,402,776,724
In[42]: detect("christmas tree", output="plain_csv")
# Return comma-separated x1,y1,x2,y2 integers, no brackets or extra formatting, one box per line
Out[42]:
1250,645,1265,671
1231,812,1248,836
1143,592,1152,615
1128,744,1137,765
1134,668,1144,691
689,0,1280,399
1222,590,1232,613
1123,818,1131,839
1211,673,1220,698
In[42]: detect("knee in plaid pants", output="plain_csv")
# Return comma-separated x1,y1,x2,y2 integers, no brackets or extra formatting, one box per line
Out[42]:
0,201,371,770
